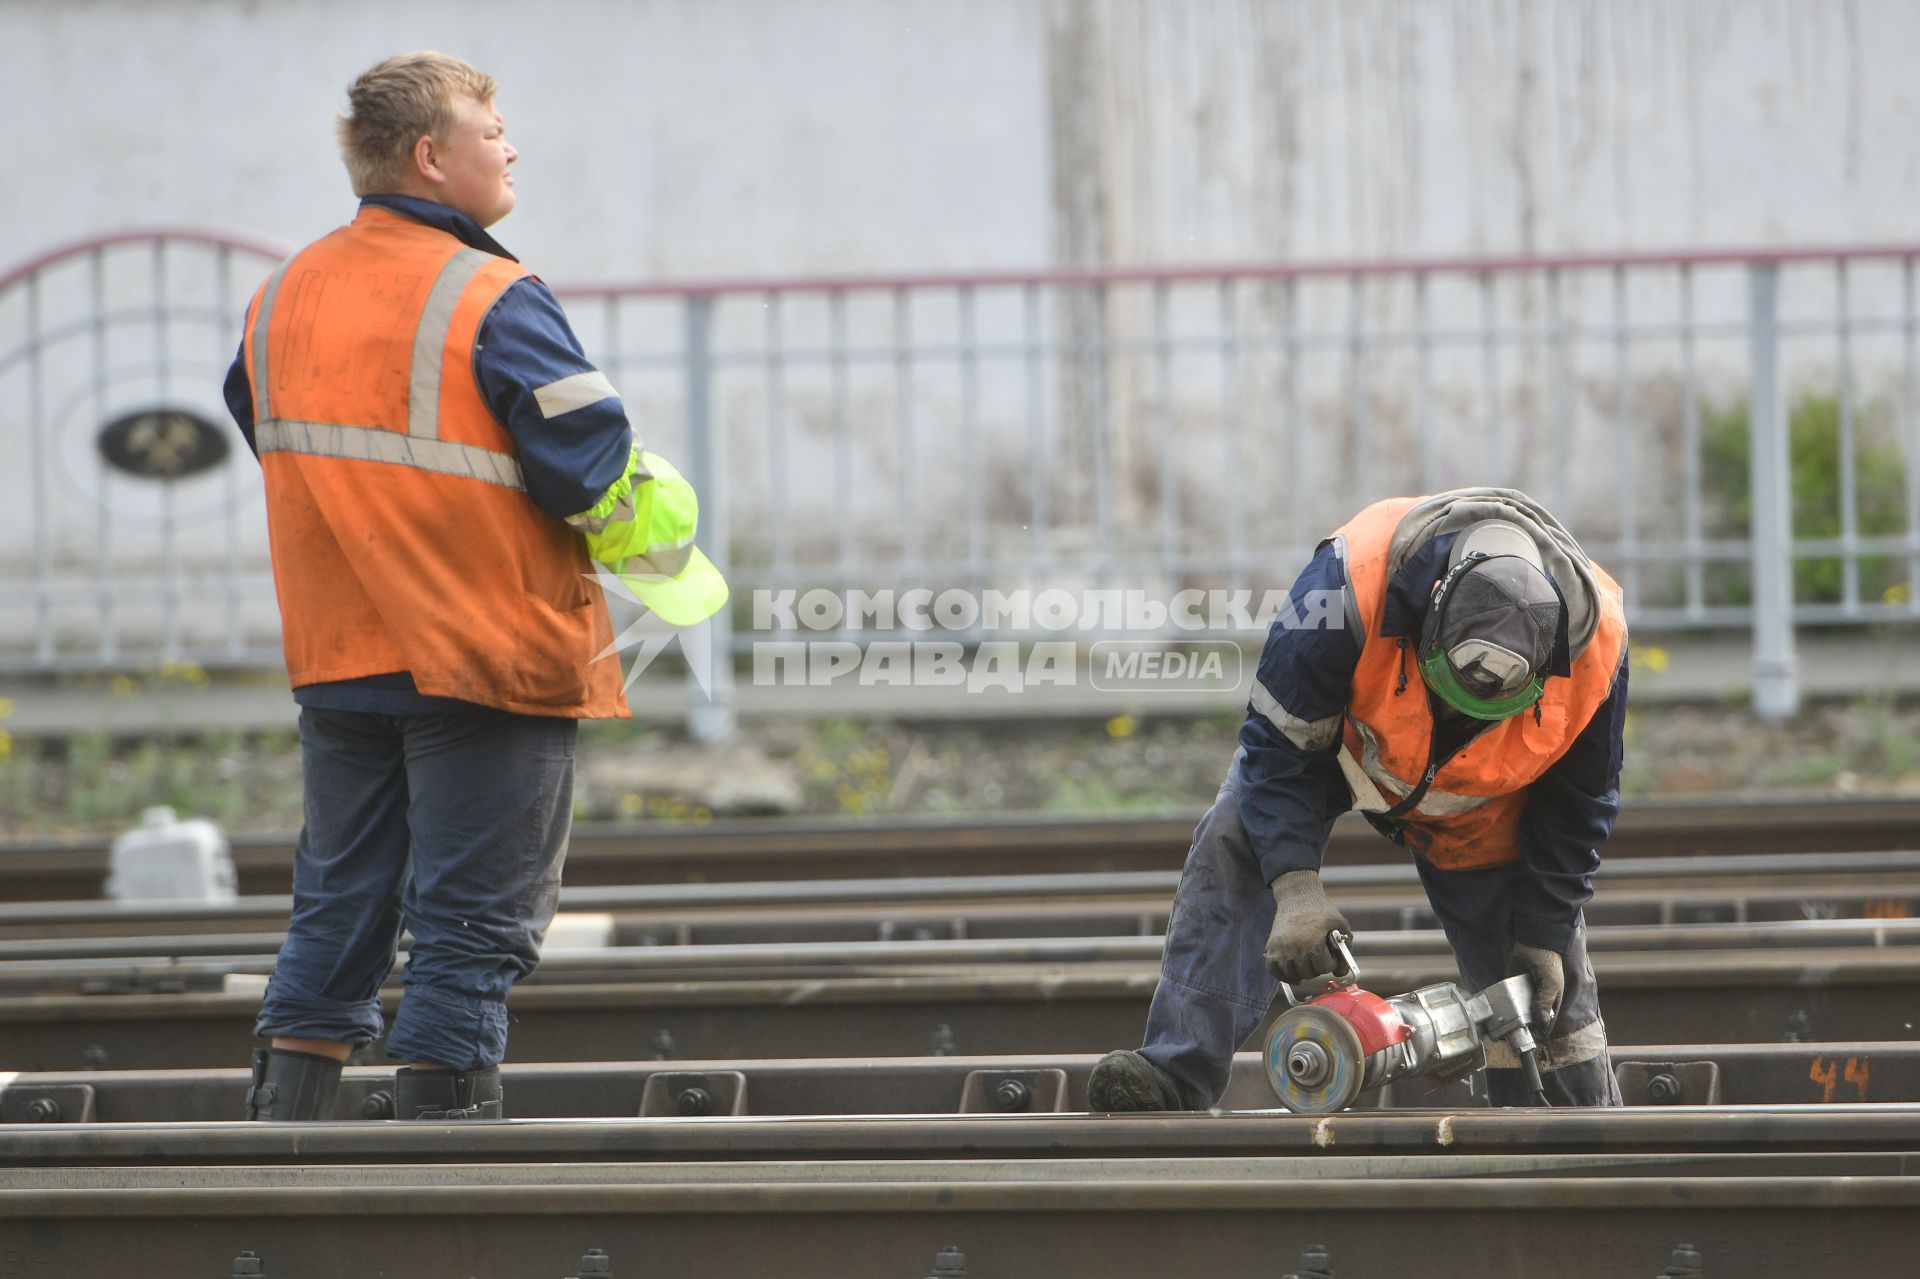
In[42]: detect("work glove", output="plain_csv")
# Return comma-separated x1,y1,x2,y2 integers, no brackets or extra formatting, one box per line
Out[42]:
1264,869,1353,985
1506,941,1565,1040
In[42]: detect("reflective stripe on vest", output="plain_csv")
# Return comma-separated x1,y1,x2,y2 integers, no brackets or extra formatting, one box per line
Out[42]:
255,419,524,490
1345,719,1495,818
249,246,525,488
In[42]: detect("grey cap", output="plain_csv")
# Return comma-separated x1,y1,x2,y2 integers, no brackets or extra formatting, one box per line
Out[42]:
1421,520,1566,708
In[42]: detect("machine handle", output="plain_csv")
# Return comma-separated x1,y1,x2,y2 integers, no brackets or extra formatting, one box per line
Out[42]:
1278,930,1360,1006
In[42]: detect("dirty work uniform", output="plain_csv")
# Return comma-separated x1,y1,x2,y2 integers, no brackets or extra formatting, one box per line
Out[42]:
225,196,635,1069
1138,490,1629,1107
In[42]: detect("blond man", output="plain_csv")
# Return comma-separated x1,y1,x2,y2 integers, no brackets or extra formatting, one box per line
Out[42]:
225,53,723,1121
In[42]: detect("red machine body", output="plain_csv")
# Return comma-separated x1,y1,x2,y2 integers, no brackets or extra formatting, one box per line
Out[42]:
1306,986,1413,1057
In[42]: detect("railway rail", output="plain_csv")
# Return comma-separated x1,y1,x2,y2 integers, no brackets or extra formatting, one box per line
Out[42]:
2,916,1918,988
2,943,1913,1072
0,1045,1905,1124
0,1110,1913,1275
2,795,1916,901
1,848,1914,947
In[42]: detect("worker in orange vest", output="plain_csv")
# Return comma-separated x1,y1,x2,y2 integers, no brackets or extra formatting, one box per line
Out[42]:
1090,489,1629,1110
223,52,725,1121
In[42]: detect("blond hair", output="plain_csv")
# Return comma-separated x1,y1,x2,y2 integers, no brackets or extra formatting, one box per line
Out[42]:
336,52,496,196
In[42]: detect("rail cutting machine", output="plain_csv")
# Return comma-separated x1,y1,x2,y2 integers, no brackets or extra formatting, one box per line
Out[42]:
1263,932,1550,1112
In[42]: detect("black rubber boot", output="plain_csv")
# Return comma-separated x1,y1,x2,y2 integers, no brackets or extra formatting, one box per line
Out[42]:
245,1047,344,1120
394,1065,504,1119
1087,1050,1193,1112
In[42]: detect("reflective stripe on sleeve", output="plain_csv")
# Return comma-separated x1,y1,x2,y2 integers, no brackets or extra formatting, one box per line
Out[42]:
1248,680,1343,752
1483,1019,1610,1072
533,370,620,420
257,419,525,491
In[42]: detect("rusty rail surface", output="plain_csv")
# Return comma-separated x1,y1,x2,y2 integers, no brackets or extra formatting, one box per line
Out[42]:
2,795,1917,901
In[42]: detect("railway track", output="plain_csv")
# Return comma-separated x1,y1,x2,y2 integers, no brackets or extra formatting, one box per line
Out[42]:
3,795,1917,901
1,804,1915,1275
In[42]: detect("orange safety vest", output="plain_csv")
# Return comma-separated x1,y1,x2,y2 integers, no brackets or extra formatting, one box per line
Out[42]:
240,206,628,719
1333,496,1627,870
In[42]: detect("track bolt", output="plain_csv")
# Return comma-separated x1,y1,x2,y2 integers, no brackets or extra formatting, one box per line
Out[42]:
990,1079,1031,1112
930,1025,957,1057
1657,1243,1704,1278
575,1247,612,1276
1645,1074,1682,1104
1282,1243,1336,1278
25,1098,61,1122
676,1087,712,1116
229,1251,266,1277
928,1245,967,1277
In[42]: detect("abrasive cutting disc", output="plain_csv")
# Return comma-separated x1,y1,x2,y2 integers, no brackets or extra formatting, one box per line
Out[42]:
1264,1003,1366,1113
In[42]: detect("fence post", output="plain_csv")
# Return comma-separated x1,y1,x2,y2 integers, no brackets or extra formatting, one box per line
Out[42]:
1747,264,1799,720
683,295,737,743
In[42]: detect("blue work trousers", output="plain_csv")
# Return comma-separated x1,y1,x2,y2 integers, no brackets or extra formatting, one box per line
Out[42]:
254,706,577,1071
1138,775,1621,1108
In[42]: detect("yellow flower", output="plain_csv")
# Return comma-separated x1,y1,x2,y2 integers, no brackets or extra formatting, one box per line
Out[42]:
1883,582,1912,605
620,791,645,817
0,698,14,720
1106,715,1137,739
157,660,210,688
110,675,140,697
0,729,11,764
691,806,713,827
1630,645,1669,674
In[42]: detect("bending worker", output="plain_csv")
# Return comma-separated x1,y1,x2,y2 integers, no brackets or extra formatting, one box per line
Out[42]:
1089,487,1628,1110
223,52,725,1121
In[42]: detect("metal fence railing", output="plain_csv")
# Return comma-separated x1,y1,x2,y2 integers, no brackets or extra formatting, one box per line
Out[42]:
6,230,1920,727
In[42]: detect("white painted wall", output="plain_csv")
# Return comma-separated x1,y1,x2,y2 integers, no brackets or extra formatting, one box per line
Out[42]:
5,1,1907,281
1,0,1914,662
2,0,1051,281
